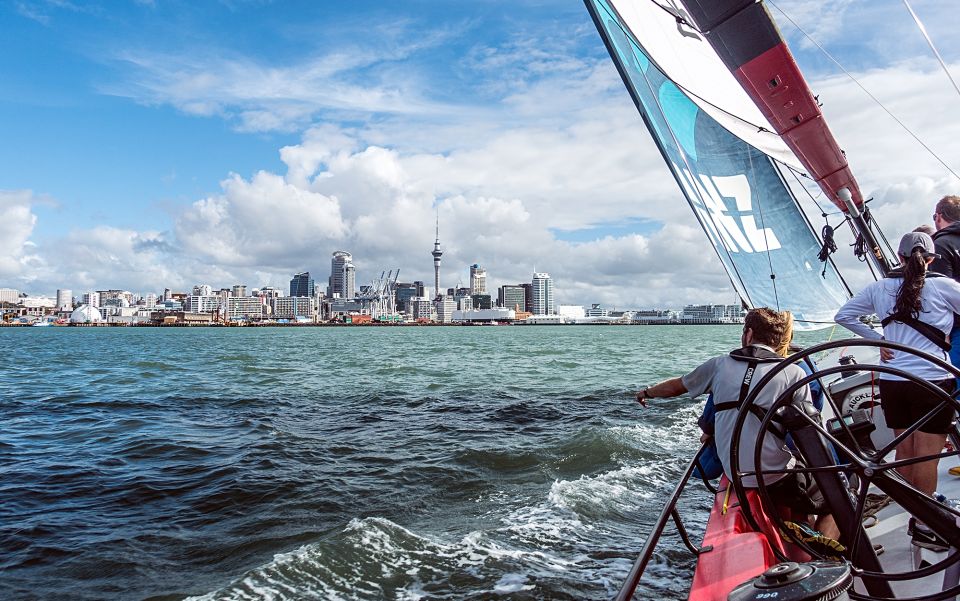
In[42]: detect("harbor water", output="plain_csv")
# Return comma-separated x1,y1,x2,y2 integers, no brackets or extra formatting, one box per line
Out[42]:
1,325,833,600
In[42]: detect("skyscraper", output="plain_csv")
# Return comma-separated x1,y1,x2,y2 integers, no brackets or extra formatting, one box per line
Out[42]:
469,264,487,295
289,272,315,297
329,251,355,298
431,213,443,300
498,285,526,311
532,272,555,315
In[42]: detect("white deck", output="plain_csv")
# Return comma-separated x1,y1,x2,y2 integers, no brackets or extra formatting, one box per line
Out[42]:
811,344,960,597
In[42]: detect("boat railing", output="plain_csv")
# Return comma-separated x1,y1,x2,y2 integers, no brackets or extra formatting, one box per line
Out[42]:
614,441,715,601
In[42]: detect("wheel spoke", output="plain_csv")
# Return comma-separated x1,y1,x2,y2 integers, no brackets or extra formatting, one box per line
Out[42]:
878,448,960,473
783,408,863,465
877,399,952,458
817,368,876,462
847,481,870,561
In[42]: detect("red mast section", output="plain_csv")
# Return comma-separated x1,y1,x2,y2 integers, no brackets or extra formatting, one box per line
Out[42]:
677,0,863,213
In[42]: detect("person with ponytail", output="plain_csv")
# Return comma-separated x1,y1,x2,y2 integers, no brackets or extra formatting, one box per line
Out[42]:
836,231,960,551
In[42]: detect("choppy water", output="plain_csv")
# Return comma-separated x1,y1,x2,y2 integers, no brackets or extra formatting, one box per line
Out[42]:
0,325,832,600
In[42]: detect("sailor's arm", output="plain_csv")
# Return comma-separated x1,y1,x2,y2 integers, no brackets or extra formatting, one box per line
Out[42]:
835,285,883,340
635,378,687,407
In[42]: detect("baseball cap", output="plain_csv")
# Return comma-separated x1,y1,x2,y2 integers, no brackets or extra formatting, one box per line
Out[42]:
898,231,939,259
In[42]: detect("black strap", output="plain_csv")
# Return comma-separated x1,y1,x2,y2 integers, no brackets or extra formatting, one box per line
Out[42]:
880,312,951,352
714,359,787,439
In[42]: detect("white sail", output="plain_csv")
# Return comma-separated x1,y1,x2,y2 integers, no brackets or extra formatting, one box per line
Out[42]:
607,0,804,172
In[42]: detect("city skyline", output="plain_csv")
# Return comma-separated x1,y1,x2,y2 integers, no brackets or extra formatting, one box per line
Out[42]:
1,3,959,309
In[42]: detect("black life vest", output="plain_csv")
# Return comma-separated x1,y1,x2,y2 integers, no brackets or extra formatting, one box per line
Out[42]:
713,346,788,439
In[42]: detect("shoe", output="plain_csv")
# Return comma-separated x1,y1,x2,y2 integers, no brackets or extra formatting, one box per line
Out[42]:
908,517,916,537
912,524,950,552
782,521,846,560
949,465,960,477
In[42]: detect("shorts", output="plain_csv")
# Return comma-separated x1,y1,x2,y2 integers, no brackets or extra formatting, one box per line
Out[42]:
767,467,824,516
878,378,957,434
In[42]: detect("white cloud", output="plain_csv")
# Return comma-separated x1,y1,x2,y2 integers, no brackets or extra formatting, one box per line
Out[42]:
0,191,41,279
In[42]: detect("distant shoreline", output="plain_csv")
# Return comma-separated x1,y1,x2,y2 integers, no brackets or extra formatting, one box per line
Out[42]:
1,321,744,328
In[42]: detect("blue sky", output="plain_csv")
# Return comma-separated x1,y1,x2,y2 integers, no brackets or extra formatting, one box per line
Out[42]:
2,0,959,307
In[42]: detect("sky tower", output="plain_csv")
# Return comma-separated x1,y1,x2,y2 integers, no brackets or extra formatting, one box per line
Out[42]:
431,210,443,300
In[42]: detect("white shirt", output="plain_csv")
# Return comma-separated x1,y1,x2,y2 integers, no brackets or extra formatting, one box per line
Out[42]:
834,276,960,380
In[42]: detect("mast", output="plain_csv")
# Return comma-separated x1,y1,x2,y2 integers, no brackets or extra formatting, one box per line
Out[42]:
676,0,896,276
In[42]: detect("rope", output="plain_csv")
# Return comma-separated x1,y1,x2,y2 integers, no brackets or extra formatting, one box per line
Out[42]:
767,0,960,182
902,0,960,102
818,223,838,278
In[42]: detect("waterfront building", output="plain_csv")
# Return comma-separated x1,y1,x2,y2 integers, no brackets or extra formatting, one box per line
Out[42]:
82,292,100,307
231,284,247,297
69,305,103,324
56,289,72,311
431,214,443,299
289,272,315,298
163,288,172,302
531,273,555,316
469,264,487,295
558,305,585,320
184,295,222,313
497,285,526,311
410,296,432,321
144,293,157,308
436,296,456,323
274,296,314,320
586,304,608,318
329,251,356,298
453,308,515,323
226,296,263,320
0,288,20,304
521,283,534,313
192,284,213,296
680,304,745,323
471,294,492,310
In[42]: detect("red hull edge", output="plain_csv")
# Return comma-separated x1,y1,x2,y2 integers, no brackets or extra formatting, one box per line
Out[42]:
689,477,798,601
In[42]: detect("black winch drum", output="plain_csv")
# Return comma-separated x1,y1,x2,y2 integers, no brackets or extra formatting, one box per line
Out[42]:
727,561,853,601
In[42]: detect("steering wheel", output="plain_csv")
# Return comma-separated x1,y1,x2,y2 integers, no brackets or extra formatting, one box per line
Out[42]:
728,338,960,601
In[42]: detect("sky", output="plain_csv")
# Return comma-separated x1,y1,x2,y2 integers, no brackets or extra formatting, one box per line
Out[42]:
2,0,959,309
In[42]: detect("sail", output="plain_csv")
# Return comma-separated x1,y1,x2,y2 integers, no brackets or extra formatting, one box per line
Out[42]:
585,0,851,326
675,0,864,213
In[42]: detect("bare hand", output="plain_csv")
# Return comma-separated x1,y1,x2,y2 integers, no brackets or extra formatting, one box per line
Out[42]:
635,391,648,408
879,348,894,362
699,432,712,444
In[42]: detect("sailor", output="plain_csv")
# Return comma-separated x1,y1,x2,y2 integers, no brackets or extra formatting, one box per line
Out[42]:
835,230,960,552
931,195,960,378
636,307,838,539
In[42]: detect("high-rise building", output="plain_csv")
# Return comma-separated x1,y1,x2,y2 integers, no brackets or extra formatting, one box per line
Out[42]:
56,289,73,311
274,296,314,319
232,284,247,297
289,272,315,297
0,288,20,304
226,297,263,320
144,293,157,308
436,296,456,323
163,288,172,302
394,282,419,313
431,213,443,300
532,273,555,315
471,294,492,310
469,264,487,295
329,251,356,298
192,284,213,296
521,283,534,313
185,295,222,313
83,292,101,307
498,285,526,311
411,296,432,320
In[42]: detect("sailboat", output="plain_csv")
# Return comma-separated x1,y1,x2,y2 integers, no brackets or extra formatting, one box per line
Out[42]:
583,1,960,599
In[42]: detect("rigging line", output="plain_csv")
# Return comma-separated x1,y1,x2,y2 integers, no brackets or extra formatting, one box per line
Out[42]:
640,1,781,137
902,0,960,102
596,0,756,308
767,0,960,182
748,147,781,311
